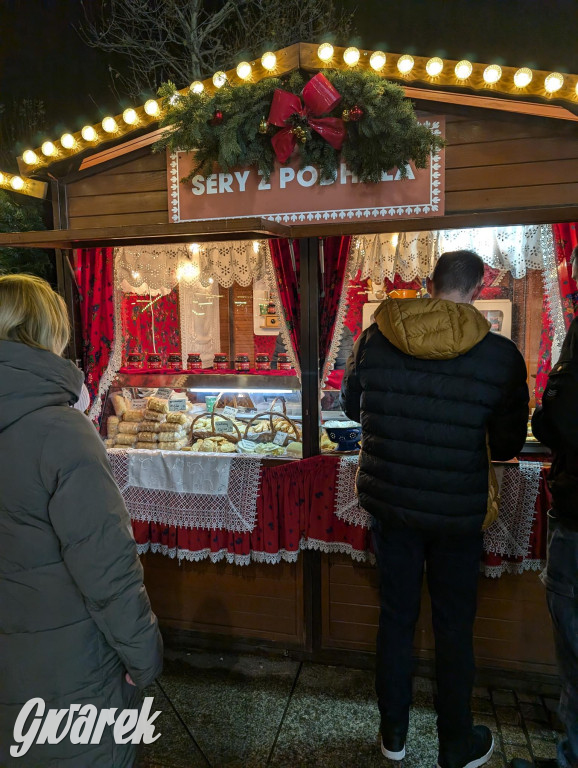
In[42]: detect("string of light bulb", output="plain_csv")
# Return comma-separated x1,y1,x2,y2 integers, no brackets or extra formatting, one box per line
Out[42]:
17,42,578,175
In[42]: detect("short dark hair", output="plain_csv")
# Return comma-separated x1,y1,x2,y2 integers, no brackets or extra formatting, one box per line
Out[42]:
432,250,485,295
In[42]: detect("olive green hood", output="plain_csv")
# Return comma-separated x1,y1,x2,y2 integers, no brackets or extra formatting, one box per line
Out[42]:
374,298,491,360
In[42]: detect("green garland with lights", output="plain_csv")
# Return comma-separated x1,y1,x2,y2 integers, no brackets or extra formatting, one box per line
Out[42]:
153,69,445,183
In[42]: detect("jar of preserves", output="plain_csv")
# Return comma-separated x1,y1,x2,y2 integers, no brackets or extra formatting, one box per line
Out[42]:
127,351,144,369
213,353,228,371
278,353,291,371
235,354,250,372
187,353,202,370
267,302,276,315
166,353,182,371
255,354,271,371
147,353,163,369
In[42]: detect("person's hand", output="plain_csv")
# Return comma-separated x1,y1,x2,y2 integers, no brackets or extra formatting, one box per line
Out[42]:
125,673,136,686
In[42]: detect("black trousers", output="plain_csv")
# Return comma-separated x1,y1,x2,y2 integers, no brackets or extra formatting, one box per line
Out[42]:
372,518,483,740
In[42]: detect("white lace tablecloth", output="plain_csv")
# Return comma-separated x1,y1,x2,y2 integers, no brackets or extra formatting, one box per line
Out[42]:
108,448,262,532
334,456,543,575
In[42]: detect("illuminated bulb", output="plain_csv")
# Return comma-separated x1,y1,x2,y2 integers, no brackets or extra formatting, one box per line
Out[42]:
391,233,399,247
81,125,97,141
10,176,24,191
370,51,386,71
252,240,260,253
317,43,334,62
343,46,360,66
212,71,227,88
61,133,75,149
102,116,117,133
123,108,138,125
0,173,4,184
144,99,159,116
169,92,181,106
454,60,473,79
41,141,56,157
131,270,140,280
23,150,38,165
261,51,277,71
545,72,564,93
397,55,415,74
177,262,200,281
513,67,533,88
575,82,578,97
236,61,252,79
189,243,201,254
483,64,502,84
208,277,214,284
190,81,204,94
426,57,444,77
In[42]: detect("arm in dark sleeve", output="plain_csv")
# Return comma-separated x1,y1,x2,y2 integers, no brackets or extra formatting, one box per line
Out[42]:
41,412,163,689
340,331,365,423
532,363,578,451
487,347,530,460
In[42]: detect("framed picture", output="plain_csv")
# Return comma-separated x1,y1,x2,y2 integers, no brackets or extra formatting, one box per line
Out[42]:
473,299,512,339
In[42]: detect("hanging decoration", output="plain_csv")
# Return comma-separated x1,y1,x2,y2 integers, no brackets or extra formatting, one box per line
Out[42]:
154,69,444,184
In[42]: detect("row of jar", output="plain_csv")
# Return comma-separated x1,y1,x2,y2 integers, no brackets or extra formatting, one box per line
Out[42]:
125,352,293,371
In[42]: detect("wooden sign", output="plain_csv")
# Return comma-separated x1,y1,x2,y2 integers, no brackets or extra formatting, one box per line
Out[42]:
168,119,444,225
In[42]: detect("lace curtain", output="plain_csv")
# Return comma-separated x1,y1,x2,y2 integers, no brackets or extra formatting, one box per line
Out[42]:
353,225,547,282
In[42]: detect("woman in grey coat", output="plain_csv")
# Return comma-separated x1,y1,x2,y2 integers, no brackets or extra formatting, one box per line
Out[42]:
0,274,163,767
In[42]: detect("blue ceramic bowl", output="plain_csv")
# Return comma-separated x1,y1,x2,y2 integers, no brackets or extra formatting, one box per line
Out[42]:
324,425,362,452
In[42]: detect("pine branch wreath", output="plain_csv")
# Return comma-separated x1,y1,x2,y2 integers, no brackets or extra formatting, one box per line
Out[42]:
154,69,444,183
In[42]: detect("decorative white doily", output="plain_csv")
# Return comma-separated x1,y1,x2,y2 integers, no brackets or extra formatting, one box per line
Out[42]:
109,449,262,532
334,455,370,528
482,558,545,579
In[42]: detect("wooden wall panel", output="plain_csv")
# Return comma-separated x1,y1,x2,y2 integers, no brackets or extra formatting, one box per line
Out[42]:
142,553,305,646
321,554,557,676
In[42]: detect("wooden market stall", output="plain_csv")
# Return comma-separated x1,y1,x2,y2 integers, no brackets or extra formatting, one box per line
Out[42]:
3,42,578,684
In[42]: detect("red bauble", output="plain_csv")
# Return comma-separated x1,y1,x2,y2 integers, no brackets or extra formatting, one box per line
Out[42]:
211,110,223,126
349,105,364,122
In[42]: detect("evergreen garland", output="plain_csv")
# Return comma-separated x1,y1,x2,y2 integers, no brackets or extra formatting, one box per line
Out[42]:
154,69,444,184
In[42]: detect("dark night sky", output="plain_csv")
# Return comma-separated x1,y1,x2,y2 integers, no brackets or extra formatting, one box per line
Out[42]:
0,0,577,154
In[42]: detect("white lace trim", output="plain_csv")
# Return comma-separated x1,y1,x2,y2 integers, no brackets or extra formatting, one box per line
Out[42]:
542,225,566,367
321,238,356,387
300,536,375,563
109,449,262,532
482,558,545,579
334,455,369,528
264,241,301,378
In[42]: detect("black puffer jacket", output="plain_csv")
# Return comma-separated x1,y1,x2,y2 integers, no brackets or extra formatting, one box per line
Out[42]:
341,298,529,534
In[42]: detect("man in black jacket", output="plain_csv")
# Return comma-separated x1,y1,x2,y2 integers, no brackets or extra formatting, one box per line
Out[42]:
511,248,578,768
341,251,529,768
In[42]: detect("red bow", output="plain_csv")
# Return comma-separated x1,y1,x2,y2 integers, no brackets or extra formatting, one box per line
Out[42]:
267,73,346,163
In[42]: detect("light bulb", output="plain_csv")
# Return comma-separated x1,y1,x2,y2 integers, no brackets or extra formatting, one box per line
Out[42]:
370,51,386,71
261,52,277,71
61,133,75,149
23,150,38,165
575,82,578,97
190,81,204,94
545,72,564,93
213,71,227,88
131,270,140,279
144,99,159,116
189,243,200,254
317,43,334,62
177,262,200,281
397,55,415,74
426,57,444,77
455,60,473,80
513,67,533,88
0,173,5,184
41,141,56,157
391,233,399,247
252,240,260,253
81,125,97,141
169,92,181,105
102,116,117,133
208,277,214,284
10,176,24,190
343,46,360,66
123,108,138,124
483,64,502,84
236,61,252,79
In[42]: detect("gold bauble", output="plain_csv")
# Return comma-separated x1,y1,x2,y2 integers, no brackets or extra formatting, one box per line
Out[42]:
258,118,268,134
342,109,350,122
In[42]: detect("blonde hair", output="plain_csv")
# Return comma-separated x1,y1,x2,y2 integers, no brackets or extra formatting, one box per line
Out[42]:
0,274,70,355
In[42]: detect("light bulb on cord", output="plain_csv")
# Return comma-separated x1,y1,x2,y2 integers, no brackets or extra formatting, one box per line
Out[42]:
23,150,38,165
483,64,502,84
61,133,75,149
10,176,24,190
544,72,564,93
514,68,533,88
261,52,277,70
123,108,138,124
397,55,415,74
190,81,204,94
426,57,444,77
0,173,4,184
189,243,201,254
343,47,360,66
317,43,334,62
236,61,252,79
212,71,227,88
454,60,473,80
370,51,386,71
102,116,117,133
144,99,159,116
81,125,97,141
41,141,56,157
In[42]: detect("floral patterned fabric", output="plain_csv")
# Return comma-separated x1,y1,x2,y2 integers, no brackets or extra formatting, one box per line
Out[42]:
76,248,115,406
120,289,181,366
319,237,352,374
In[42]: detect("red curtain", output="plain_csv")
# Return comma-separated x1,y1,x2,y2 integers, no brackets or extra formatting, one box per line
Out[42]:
319,236,352,374
76,248,115,407
269,239,301,363
120,290,181,366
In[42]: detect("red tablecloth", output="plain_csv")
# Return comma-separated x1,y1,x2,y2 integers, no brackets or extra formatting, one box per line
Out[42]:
131,456,549,576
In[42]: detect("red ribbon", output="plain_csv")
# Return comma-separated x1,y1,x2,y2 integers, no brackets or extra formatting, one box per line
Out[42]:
267,73,346,163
